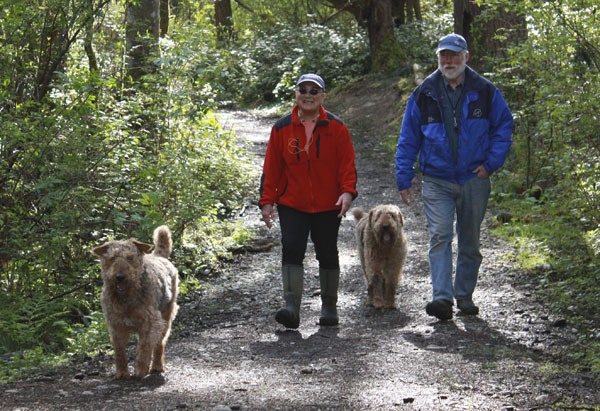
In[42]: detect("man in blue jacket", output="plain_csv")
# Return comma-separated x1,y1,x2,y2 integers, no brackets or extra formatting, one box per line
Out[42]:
395,33,513,320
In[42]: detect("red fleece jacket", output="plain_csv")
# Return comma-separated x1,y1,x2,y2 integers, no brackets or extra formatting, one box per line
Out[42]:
259,105,358,213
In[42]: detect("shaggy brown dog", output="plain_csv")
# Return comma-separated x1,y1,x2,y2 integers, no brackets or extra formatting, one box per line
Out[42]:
351,205,408,309
92,225,178,379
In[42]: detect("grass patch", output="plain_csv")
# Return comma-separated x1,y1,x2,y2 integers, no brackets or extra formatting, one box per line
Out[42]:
0,311,110,383
491,196,600,380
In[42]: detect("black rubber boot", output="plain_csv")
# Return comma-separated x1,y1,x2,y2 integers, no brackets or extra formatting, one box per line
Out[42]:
319,268,340,326
275,265,304,329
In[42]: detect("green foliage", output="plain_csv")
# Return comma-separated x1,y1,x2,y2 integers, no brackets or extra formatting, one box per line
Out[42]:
178,217,255,279
0,0,256,371
64,311,111,357
491,195,600,376
0,309,109,383
491,0,599,226
230,0,350,30
394,14,455,73
486,0,599,377
0,346,70,383
174,21,369,106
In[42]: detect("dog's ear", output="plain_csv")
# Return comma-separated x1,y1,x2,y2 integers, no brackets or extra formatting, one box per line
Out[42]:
368,208,376,225
132,240,153,254
92,243,109,257
390,205,404,226
396,210,404,226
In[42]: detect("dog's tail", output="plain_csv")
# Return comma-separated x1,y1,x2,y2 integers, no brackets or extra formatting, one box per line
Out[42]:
152,225,173,258
350,207,366,221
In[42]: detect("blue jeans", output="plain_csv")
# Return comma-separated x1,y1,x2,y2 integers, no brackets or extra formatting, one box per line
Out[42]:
422,175,491,303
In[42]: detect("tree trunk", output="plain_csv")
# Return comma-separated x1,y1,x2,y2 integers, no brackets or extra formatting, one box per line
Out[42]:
367,0,400,71
84,1,99,74
453,0,526,71
126,0,161,82
391,0,421,26
475,4,527,67
325,0,404,72
453,0,476,55
35,7,71,101
160,0,170,37
406,0,421,21
215,0,234,44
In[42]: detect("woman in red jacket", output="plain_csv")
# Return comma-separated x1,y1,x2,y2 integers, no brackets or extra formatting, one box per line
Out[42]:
259,73,358,329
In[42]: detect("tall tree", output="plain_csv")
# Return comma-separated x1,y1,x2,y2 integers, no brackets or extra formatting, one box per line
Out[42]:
215,0,234,44
453,0,476,49
126,0,161,81
391,0,422,26
84,0,100,75
2,0,108,104
453,0,526,70
160,0,170,36
324,0,404,71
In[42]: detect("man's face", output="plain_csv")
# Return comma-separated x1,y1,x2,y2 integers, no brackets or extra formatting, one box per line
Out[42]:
438,50,468,81
295,82,325,112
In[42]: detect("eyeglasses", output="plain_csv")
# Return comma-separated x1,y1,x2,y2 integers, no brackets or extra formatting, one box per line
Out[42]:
297,87,323,95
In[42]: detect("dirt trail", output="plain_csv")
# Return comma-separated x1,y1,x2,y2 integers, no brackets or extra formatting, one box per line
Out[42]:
2,81,599,410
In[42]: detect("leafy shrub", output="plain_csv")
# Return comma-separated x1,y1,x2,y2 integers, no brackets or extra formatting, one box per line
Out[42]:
177,22,370,106
0,10,256,366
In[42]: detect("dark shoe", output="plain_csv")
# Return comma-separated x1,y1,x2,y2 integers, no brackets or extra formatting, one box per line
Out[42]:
457,299,479,316
319,305,339,326
275,308,300,329
426,299,453,320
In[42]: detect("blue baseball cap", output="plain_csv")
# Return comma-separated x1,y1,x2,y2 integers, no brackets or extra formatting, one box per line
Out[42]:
296,73,325,90
436,33,468,53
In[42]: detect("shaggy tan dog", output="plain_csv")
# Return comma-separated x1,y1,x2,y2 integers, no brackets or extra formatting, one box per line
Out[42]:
351,205,408,309
92,225,178,379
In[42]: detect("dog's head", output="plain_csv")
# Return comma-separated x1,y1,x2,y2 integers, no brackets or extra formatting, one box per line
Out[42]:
92,239,152,295
369,204,404,244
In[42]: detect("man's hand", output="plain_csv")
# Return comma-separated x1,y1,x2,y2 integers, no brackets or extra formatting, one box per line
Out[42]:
336,192,353,218
400,188,414,206
261,204,275,228
473,165,489,178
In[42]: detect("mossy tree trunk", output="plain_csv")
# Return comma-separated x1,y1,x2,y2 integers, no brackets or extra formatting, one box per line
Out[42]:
126,0,161,82
324,0,405,72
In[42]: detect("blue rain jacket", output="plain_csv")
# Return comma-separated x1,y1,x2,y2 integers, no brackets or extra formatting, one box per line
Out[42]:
395,66,513,190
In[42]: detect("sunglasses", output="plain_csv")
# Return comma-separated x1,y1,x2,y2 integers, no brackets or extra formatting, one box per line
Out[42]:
297,87,323,95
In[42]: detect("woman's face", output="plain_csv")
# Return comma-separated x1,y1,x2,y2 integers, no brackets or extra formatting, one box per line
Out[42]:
295,82,325,113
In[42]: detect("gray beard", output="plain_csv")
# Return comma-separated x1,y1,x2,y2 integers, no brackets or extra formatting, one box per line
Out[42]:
440,61,467,81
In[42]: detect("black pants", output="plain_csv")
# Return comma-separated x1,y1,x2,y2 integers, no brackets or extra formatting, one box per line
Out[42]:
277,205,341,269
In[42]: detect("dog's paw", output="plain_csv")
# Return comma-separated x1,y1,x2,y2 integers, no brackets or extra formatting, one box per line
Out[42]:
371,301,385,309
133,365,150,379
133,371,148,379
114,370,132,380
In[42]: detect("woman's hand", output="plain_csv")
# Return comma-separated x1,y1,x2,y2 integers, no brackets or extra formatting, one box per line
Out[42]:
336,192,353,218
261,204,275,228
